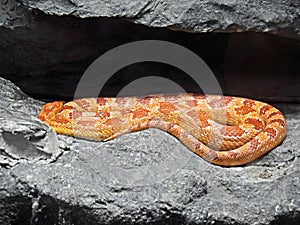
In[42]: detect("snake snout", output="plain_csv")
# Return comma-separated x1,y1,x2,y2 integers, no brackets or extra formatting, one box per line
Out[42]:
37,101,65,121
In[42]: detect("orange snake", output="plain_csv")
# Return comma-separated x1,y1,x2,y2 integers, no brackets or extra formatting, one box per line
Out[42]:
37,94,287,166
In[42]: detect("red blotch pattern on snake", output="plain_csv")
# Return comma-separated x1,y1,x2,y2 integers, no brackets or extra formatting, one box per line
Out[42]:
37,94,287,166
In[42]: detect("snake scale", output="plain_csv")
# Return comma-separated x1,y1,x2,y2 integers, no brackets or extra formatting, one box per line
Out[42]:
38,94,287,166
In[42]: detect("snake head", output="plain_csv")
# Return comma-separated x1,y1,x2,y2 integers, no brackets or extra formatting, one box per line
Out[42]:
37,101,65,122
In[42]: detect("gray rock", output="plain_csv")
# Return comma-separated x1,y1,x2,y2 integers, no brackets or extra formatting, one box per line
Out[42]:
0,77,299,224
20,0,300,37
0,77,61,167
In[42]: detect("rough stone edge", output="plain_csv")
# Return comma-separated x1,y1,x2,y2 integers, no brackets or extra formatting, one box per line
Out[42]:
17,0,300,40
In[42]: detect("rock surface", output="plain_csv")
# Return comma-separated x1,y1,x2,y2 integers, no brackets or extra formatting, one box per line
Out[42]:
0,77,300,225
20,0,300,38
0,77,61,167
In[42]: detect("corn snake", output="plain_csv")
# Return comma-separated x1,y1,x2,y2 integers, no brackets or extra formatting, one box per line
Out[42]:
37,94,287,166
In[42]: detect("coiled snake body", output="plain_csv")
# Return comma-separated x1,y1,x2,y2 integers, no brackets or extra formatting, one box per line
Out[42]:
38,94,287,166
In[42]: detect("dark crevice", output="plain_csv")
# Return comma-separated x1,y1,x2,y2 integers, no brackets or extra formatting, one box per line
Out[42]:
0,10,299,102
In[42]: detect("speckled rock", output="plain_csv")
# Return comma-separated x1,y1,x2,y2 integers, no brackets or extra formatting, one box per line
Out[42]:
0,77,61,167
0,78,299,225
20,0,300,37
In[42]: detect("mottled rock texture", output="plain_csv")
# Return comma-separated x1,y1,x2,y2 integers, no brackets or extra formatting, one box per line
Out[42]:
20,0,300,37
0,78,299,225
